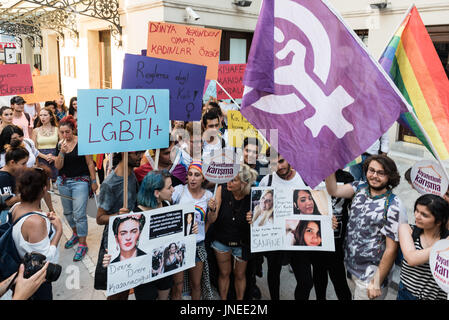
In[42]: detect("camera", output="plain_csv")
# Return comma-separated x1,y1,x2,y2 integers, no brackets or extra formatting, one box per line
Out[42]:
23,252,62,282
185,7,200,21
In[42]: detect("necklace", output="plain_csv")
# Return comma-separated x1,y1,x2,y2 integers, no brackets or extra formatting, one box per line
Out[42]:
40,126,54,137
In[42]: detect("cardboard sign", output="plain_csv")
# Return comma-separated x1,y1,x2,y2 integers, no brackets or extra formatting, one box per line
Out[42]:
122,54,206,121
429,239,449,294
227,110,269,153
216,64,246,100
0,64,33,96
147,22,221,80
107,204,196,296
202,147,240,184
21,74,59,103
77,89,169,155
411,160,449,197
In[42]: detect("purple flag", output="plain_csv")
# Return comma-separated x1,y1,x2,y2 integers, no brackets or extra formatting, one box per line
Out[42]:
241,0,407,187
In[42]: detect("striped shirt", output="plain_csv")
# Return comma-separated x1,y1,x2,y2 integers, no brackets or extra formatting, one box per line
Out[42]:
400,235,447,300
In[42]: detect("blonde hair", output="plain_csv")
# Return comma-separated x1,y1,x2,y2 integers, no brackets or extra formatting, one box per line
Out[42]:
254,189,274,227
237,164,258,195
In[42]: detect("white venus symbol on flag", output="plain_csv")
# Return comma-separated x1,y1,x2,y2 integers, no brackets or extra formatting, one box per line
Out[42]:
247,0,355,139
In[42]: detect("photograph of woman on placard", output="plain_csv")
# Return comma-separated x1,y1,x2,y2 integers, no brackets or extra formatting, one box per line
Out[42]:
163,242,185,273
251,188,274,227
286,219,322,247
293,189,329,215
152,247,164,277
111,214,147,263
184,212,194,236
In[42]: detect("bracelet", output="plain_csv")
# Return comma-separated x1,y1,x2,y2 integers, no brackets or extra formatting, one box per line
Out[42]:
91,179,97,184
59,152,65,158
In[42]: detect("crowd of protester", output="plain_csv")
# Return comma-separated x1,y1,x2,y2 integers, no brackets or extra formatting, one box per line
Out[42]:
0,95,448,301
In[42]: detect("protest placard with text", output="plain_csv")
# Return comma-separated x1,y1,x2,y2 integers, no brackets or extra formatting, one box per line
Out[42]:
122,53,206,121
0,64,33,96
21,74,59,103
147,22,221,80
216,64,246,100
227,110,269,153
77,89,169,155
106,204,196,296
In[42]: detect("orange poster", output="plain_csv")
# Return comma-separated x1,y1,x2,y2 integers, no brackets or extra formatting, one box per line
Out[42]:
147,22,222,80
22,74,59,104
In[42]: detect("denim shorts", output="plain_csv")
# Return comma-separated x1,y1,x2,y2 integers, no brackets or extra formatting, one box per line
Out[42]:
211,240,245,262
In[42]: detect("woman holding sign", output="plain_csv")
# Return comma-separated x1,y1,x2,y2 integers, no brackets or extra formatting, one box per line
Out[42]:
207,164,257,300
397,194,449,300
54,115,98,262
171,160,214,300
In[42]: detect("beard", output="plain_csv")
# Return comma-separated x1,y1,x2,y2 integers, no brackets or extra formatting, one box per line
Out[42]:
277,164,292,179
368,179,389,191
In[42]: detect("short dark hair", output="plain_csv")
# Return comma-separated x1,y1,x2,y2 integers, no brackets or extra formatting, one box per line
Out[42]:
404,167,412,184
45,101,57,109
242,136,262,153
201,109,220,129
363,154,400,189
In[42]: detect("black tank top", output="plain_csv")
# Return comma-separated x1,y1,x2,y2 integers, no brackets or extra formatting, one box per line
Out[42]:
214,185,250,245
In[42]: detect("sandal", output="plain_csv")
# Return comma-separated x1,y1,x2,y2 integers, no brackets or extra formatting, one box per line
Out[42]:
64,234,79,249
73,245,88,262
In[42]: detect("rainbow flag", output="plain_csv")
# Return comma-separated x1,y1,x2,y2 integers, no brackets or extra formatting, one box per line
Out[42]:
195,205,206,222
379,6,449,160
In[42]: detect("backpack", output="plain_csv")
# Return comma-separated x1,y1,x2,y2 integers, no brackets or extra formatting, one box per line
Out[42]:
0,211,43,281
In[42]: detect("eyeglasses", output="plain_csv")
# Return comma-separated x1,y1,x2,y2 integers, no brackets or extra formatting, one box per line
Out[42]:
367,167,386,178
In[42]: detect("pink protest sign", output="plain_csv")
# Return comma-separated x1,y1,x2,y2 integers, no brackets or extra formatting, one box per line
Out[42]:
0,64,33,96
216,64,246,100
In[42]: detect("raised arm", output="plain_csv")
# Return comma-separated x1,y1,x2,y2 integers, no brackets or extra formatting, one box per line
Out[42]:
325,172,355,199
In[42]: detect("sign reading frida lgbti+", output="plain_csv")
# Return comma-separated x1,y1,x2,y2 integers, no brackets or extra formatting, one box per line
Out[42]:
77,89,169,155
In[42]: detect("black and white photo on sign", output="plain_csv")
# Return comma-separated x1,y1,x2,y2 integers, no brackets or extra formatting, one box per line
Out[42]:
250,187,275,228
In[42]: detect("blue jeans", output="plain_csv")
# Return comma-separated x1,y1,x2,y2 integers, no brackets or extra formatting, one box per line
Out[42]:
396,281,418,300
211,240,244,262
56,176,89,237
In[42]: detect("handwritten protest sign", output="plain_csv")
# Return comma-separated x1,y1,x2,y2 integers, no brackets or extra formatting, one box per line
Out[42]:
411,160,449,197
0,64,33,96
21,74,59,103
250,187,334,252
203,80,217,102
429,239,449,294
147,22,221,80
216,64,246,100
203,147,240,184
107,204,196,296
122,54,206,121
227,110,269,153
77,89,169,155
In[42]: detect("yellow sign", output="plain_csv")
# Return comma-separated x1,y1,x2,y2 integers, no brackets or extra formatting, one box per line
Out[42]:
227,110,269,153
22,74,59,104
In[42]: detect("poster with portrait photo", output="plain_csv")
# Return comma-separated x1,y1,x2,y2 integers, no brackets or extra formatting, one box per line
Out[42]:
284,216,335,251
250,186,335,252
106,204,196,296
250,187,284,253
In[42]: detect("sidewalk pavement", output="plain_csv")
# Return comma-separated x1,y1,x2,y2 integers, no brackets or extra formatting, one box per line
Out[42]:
50,151,423,300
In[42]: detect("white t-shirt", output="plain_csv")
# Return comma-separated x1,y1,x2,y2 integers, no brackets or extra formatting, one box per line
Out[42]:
172,184,213,243
259,171,308,188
